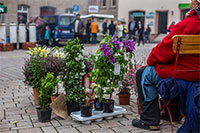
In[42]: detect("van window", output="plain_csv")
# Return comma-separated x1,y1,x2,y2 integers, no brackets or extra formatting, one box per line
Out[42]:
60,16,76,26
48,16,56,25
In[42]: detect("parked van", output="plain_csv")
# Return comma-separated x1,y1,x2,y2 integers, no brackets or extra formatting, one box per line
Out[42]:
35,14,76,45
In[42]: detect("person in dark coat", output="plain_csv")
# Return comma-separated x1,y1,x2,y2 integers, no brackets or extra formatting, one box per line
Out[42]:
132,1,200,132
108,20,116,36
73,14,84,43
102,19,108,36
137,20,144,46
86,19,91,43
128,17,138,41
36,17,45,46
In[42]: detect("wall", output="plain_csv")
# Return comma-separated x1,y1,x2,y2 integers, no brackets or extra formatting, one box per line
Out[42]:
1,0,88,24
118,0,191,34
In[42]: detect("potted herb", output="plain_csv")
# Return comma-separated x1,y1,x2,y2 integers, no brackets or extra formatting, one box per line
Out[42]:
91,35,135,113
63,39,86,115
37,72,58,122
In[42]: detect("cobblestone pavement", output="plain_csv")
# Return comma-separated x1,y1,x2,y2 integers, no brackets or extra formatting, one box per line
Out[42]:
0,44,183,133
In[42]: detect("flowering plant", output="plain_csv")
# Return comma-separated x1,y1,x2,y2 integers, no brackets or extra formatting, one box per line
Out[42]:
90,35,135,101
63,39,86,104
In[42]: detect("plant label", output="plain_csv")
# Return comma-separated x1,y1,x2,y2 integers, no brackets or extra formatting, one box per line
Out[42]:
114,63,120,75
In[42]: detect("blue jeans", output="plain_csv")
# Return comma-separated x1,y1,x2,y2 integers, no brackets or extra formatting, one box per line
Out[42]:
92,33,97,44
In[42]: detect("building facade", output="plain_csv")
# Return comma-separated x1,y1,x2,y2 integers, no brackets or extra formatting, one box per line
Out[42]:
0,0,88,24
118,0,191,38
88,0,118,19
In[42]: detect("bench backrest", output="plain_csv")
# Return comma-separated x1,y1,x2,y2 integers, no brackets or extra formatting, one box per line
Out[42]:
173,35,200,54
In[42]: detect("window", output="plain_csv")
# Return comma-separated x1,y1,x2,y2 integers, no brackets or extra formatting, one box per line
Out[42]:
60,16,75,26
40,6,56,16
48,16,57,25
101,0,106,8
66,8,73,14
17,5,29,24
111,0,116,7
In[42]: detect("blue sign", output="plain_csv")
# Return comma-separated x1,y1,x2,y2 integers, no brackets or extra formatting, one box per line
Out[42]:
146,12,155,19
73,5,79,12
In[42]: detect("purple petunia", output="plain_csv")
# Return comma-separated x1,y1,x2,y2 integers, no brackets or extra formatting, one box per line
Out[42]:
100,43,111,57
107,53,115,64
123,40,135,53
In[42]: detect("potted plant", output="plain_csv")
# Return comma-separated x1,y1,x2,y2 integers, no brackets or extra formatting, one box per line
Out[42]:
63,39,86,115
24,44,55,105
80,88,95,117
91,35,135,113
40,51,65,102
37,72,58,122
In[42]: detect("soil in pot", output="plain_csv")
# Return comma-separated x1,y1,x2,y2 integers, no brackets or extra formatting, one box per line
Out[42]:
33,88,39,105
103,99,115,113
36,107,52,122
118,91,131,105
66,102,80,115
80,103,93,117
94,98,105,111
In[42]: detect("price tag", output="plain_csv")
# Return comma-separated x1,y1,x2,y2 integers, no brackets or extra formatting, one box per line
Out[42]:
114,63,120,75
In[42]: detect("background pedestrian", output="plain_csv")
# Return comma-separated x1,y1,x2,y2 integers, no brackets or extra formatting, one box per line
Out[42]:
74,14,84,43
86,19,91,43
91,19,98,44
108,20,116,36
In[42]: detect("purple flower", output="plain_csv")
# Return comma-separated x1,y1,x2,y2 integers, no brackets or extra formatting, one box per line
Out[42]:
123,40,135,53
112,35,121,50
109,55,115,64
100,43,111,57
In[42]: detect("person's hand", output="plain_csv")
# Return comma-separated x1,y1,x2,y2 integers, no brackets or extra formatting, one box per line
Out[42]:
142,64,148,67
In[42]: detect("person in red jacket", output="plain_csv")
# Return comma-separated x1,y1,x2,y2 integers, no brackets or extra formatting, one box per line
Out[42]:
132,0,200,131
167,21,175,32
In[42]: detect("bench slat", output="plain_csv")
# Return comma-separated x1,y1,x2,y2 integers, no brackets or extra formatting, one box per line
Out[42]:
173,35,200,54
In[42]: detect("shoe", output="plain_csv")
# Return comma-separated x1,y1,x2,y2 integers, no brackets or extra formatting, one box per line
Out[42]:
132,119,160,131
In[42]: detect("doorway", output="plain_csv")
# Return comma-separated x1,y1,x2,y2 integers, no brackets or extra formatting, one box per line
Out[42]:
157,11,168,34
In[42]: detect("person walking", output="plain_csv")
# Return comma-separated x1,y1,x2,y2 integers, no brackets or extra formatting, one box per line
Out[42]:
91,19,98,44
74,14,84,43
86,19,91,43
36,17,45,46
44,25,50,47
137,21,144,46
128,17,138,41
146,24,151,43
102,19,108,36
116,21,123,38
108,20,116,36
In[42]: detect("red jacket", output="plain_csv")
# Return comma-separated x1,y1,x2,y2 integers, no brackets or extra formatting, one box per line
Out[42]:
147,10,200,81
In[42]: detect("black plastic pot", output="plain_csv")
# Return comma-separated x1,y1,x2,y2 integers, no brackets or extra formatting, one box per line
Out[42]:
94,98,105,111
103,99,115,113
66,102,80,115
36,107,52,122
80,103,93,117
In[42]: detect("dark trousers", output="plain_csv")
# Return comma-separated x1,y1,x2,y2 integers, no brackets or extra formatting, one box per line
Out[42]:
74,33,83,43
129,30,136,41
86,32,91,43
138,34,144,46
136,68,182,126
92,33,97,44
136,67,160,126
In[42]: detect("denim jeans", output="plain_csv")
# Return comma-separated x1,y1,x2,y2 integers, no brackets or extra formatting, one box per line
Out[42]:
92,33,97,44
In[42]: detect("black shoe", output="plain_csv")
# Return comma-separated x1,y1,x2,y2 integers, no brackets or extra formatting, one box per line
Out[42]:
132,119,160,131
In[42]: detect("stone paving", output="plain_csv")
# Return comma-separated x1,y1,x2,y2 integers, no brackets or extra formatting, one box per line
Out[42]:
0,44,183,133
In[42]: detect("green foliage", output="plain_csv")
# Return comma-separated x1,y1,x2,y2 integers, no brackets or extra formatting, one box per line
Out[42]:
39,72,59,110
90,35,135,100
63,39,86,104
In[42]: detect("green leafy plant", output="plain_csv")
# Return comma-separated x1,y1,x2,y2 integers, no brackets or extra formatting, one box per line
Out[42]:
39,72,59,110
63,39,86,104
90,35,135,101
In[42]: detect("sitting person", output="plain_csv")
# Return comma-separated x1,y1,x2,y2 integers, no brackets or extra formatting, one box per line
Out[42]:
132,0,200,132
